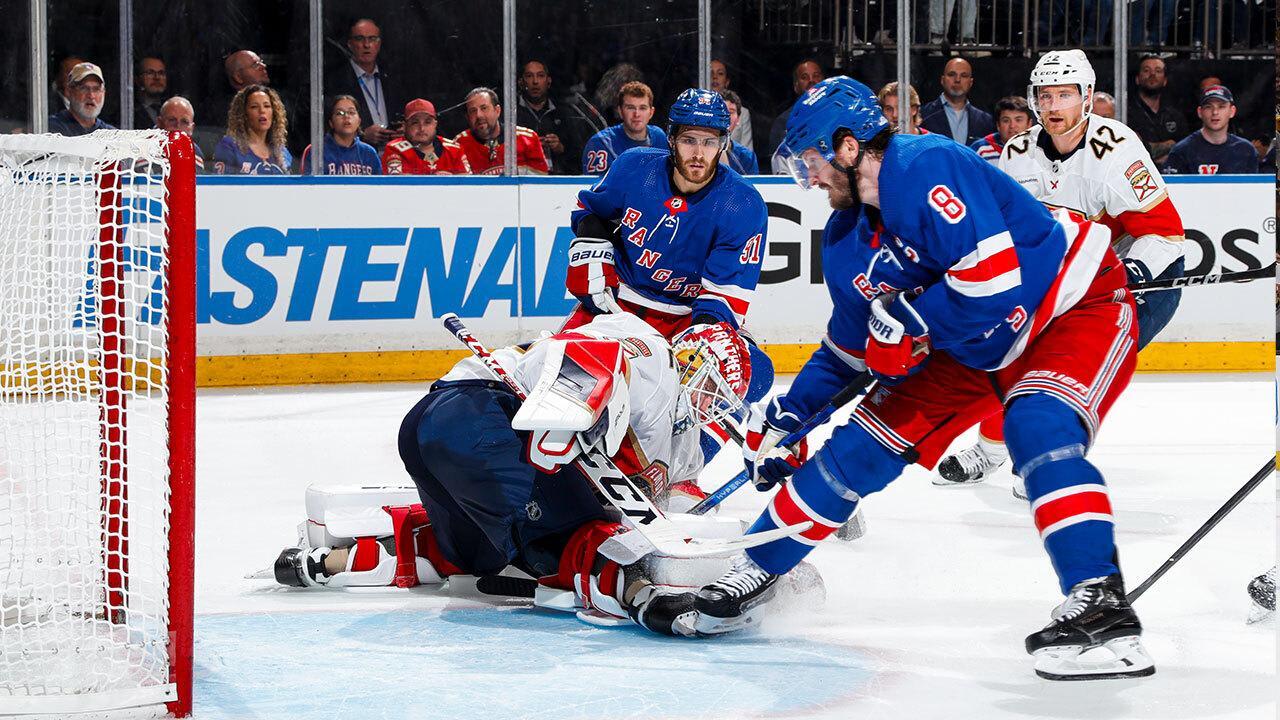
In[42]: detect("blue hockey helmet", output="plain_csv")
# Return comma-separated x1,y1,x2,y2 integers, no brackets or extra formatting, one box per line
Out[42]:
667,88,731,135
775,75,890,188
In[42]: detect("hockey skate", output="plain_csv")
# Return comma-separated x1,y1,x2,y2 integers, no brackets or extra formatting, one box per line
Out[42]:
1026,574,1154,680
693,554,780,634
1246,566,1275,624
273,546,332,588
935,438,1009,486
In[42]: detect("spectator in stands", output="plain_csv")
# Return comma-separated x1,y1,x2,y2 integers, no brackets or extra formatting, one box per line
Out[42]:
970,96,1033,164
581,81,666,176
325,18,405,150
711,59,753,149
134,56,168,130
877,82,928,135
49,63,115,136
516,60,591,175
769,59,824,172
1163,85,1260,174
719,90,758,174
382,98,471,175
300,95,381,175
593,63,645,123
156,96,205,172
51,55,84,110
213,85,292,175
1092,91,1116,119
454,87,549,175
930,0,977,46
920,57,994,145
1127,55,1187,166
224,50,270,94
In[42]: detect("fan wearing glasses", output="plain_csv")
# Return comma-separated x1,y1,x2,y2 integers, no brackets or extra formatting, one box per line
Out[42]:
301,95,382,175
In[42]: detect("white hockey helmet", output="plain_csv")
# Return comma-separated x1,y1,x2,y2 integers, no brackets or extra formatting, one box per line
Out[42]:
512,338,631,457
671,323,751,432
1027,49,1096,124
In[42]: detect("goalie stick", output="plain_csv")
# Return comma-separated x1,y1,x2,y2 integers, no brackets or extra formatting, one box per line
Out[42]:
690,372,877,515
1128,264,1275,294
1127,456,1274,603
440,313,813,564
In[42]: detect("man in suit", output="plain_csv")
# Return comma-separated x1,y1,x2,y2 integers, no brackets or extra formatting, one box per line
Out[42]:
325,17,405,150
919,57,994,146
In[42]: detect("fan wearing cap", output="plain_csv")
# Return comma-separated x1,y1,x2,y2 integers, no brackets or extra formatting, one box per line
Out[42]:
299,95,382,175
49,62,117,137
937,49,1186,491
381,99,471,175
1163,86,1261,175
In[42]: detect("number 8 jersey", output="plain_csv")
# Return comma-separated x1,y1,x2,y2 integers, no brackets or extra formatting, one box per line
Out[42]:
998,114,1184,278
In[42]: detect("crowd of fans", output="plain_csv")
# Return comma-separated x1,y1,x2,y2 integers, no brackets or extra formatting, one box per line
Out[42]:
45,16,1275,178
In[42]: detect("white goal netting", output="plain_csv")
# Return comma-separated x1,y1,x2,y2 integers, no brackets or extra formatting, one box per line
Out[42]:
0,131,181,716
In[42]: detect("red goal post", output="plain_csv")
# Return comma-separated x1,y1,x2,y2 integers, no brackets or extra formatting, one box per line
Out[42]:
0,130,195,717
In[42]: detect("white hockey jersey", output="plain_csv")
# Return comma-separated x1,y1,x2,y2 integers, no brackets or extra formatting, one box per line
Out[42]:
440,312,702,495
999,115,1185,276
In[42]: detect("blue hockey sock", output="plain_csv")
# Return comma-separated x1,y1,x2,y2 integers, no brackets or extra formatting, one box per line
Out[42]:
1004,394,1120,594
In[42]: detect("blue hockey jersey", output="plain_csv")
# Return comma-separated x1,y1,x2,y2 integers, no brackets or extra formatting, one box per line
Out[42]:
582,125,668,175
722,141,759,175
571,147,768,327
782,133,1112,419
300,134,382,175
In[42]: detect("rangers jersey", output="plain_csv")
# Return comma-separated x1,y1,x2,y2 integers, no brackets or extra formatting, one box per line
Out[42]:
454,125,550,175
571,147,768,328
969,133,1004,164
582,124,668,175
998,115,1184,276
381,136,471,175
439,312,703,488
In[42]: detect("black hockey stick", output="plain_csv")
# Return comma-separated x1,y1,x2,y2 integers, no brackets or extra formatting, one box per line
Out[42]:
1127,456,1274,603
689,372,876,515
1128,264,1275,294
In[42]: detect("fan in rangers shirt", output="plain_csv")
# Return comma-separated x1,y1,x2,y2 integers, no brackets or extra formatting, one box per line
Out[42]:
969,95,1034,164
453,87,549,175
937,49,1186,491
563,88,774,465
381,98,471,175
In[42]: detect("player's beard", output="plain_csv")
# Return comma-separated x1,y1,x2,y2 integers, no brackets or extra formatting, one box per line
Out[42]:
824,169,856,210
675,151,718,186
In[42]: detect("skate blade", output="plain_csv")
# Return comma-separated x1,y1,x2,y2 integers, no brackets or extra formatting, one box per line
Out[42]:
1246,604,1275,625
693,609,764,636
1033,636,1155,681
931,474,986,486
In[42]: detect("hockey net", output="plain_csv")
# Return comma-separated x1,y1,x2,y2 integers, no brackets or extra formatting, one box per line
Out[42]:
0,130,195,717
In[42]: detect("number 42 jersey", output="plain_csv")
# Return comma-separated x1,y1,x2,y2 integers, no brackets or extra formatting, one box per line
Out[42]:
998,114,1184,277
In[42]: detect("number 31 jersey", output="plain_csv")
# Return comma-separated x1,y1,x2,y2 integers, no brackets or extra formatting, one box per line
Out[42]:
998,115,1183,276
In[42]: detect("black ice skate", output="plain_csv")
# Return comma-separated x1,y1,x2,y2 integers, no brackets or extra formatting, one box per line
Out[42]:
693,554,780,634
934,440,1008,486
1247,566,1275,624
273,546,331,588
1026,574,1154,680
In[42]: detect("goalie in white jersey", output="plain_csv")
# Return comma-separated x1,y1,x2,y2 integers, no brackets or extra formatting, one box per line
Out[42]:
274,314,751,636
938,49,1186,488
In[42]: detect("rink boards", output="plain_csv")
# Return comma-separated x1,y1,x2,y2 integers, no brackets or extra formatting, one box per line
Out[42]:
191,175,1274,386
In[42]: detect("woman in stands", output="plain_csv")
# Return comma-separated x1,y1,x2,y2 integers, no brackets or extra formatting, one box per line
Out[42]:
213,84,293,175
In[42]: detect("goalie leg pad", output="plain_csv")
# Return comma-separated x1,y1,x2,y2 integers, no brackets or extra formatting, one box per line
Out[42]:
1005,394,1119,594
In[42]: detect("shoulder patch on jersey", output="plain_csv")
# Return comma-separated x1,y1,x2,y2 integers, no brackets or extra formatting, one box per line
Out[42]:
1124,160,1158,202
390,139,412,152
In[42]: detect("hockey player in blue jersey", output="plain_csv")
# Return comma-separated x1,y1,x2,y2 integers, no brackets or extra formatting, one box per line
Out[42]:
693,76,1154,681
565,87,774,474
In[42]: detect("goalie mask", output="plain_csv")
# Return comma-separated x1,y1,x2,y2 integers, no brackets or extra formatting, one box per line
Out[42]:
672,323,751,432
512,338,630,460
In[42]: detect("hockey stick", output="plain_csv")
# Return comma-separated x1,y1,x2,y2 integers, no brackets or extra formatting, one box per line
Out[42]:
1126,456,1274,603
439,313,813,564
690,371,877,515
1128,264,1275,294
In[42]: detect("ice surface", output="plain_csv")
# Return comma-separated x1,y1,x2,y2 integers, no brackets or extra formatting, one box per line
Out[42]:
195,374,1275,719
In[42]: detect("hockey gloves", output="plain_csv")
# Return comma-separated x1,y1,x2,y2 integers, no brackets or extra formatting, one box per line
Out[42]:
567,238,623,315
743,396,808,490
866,293,931,384
1121,258,1151,306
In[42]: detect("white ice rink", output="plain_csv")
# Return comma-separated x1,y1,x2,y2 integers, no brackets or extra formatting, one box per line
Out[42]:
196,373,1276,720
